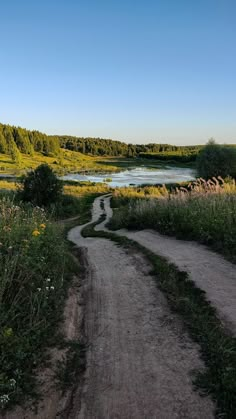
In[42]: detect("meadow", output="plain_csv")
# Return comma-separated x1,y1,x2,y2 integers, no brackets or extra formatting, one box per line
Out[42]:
109,177,236,263
0,150,120,176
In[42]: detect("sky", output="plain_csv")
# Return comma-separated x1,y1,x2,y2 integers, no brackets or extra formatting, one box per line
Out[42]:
0,0,236,145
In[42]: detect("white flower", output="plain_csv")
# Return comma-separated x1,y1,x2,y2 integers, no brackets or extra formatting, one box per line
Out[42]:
9,378,16,387
37,288,41,292
46,287,49,291
50,286,55,290
46,278,51,282
0,394,10,407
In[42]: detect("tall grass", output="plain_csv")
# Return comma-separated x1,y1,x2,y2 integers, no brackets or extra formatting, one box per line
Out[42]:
64,181,110,197
109,178,236,262
0,180,111,220
0,197,71,409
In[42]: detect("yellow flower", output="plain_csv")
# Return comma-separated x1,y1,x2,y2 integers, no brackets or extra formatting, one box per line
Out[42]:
3,328,13,338
40,223,46,229
32,229,40,237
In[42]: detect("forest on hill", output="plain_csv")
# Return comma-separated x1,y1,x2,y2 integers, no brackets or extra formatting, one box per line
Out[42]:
0,122,229,163
0,123,60,162
56,135,202,160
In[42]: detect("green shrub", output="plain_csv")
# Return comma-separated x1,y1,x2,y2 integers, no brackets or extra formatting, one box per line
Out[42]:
197,140,236,179
20,164,62,207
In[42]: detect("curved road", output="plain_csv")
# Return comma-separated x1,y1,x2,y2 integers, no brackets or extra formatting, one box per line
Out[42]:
67,195,214,419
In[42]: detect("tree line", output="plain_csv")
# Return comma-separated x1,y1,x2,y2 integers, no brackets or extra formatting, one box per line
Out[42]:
55,135,202,159
0,123,60,163
0,123,203,162
2,123,234,167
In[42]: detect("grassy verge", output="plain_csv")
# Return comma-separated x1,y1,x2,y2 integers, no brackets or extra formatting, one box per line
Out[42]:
82,218,236,419
0,197,78,411
109,178,236,263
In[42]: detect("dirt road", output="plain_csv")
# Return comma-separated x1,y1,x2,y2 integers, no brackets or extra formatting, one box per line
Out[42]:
67,195,214,419
99,195,236,334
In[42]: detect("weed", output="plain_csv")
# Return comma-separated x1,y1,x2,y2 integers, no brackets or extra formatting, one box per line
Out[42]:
55,340,86,392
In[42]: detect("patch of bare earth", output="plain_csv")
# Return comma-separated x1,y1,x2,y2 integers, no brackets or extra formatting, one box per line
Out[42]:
66,196,214,418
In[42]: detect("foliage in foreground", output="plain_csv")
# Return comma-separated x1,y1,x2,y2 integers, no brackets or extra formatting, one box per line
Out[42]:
109,178,236,262
0,197,71,410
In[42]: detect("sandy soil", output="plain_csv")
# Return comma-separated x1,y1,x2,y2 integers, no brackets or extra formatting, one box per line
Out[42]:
67,196,214,419
100,196,236,334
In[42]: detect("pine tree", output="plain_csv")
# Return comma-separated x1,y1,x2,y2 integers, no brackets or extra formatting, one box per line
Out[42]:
0,131,8,153
9,139,22,165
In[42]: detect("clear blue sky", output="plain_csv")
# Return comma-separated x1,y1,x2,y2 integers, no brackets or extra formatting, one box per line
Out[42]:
0,0,235,145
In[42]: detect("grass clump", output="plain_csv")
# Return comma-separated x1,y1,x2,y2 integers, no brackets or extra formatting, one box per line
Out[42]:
0,197,73,410
55,340,86,391
109,177,236,262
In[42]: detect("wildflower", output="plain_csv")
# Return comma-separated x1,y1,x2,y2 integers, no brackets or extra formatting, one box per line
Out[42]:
0,394,10,408
3,328,13,338
46,278,51,282
9,378,16,387
46,287,49,291
50,286,55,290
32,229,40,237
40,223,46,229
37,288,42,292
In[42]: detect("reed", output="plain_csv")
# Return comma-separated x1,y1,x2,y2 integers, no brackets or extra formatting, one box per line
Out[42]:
109,178,236,262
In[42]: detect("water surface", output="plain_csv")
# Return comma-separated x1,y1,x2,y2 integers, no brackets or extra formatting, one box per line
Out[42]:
62,166,195,187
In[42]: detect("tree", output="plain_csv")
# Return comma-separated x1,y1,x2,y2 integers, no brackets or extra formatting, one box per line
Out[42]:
197,139,236,179
0,131,8,153
13,127,33,155
20,164,63,207
9,139,22,165
2,126,14,153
